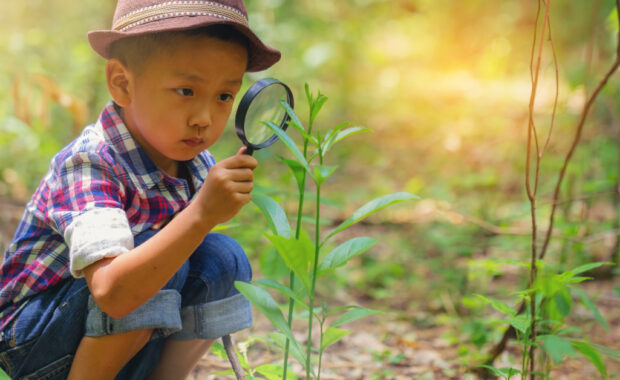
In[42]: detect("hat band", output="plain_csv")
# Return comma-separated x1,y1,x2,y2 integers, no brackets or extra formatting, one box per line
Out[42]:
113,1,248,32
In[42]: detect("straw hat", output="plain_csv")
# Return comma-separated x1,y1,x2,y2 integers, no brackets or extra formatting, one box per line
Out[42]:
88,0,280,72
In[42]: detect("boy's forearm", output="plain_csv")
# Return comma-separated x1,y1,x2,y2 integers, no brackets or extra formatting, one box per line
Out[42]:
84,203,216,318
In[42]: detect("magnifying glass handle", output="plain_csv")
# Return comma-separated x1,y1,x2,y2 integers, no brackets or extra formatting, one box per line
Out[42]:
243,146,254,156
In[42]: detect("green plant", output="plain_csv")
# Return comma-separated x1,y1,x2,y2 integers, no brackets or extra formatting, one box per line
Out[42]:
235,84,417,379
210,338,299,380
476,260,619,378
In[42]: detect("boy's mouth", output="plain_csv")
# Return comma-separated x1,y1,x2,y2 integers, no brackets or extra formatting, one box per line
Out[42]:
182,137,205,147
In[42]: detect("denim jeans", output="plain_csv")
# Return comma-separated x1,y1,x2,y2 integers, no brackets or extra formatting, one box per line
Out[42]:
0,230,252,379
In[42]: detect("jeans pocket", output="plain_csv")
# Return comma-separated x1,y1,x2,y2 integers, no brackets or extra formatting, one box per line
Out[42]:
0,338,35,378
20,354,72,380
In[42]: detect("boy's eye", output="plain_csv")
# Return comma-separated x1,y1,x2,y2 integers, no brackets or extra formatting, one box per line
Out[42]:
175,88,194,96
218,94,234,102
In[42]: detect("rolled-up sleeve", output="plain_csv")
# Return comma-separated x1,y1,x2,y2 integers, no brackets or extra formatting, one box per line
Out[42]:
46,149,131,278
65,207,133,277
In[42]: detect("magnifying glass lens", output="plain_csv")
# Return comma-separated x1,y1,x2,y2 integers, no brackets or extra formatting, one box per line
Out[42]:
244,84,288,145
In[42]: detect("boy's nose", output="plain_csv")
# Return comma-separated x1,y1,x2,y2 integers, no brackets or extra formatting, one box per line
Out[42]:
189,105,212,130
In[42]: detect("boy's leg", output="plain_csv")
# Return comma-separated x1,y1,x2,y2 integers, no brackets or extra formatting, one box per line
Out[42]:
67,328,153,380
70,229,191,380
146,338,215,380
0,278,89,379
148,232,253,378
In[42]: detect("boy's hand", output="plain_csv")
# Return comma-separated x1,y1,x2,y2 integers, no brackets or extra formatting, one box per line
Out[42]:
193,147,257,227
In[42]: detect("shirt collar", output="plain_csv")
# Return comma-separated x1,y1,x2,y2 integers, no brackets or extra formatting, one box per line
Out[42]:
97,101,212,190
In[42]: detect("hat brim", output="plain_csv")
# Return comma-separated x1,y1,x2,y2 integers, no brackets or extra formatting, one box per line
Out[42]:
88,15,280,72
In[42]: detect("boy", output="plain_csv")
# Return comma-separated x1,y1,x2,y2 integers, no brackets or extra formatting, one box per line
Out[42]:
0,0,280,378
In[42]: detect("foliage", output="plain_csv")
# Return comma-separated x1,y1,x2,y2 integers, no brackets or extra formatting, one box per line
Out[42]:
235,85,416,379
476,260,620,378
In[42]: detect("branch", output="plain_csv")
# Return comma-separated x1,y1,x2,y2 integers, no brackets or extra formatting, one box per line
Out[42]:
222,334,247,380
539,0,620,260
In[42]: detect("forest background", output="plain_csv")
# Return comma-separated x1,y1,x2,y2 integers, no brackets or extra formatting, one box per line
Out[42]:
1,0,620,379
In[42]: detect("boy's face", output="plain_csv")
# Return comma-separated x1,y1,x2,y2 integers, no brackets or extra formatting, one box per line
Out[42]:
115,35,248,174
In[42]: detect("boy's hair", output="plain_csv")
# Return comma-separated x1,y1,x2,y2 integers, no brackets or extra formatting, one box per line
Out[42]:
109,24,249,72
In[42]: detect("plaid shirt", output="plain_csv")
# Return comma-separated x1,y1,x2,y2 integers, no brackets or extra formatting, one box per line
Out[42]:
0,101,215,328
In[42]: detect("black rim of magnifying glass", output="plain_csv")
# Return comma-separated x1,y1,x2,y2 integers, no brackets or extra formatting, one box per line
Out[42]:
235,78,294,155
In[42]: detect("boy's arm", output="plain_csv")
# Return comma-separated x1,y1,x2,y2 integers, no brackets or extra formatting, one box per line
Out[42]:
83,151,257,319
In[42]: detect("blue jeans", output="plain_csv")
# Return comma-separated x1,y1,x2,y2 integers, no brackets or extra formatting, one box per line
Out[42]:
0,230,252,379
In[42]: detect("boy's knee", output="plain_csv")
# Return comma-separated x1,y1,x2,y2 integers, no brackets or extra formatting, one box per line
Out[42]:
217,234,252,283
200,233,251,282
185,233,251,302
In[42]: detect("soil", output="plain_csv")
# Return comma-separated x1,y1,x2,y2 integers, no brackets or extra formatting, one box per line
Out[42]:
191,277,620,380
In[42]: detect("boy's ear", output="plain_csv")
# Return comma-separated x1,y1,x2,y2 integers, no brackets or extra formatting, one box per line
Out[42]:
106,59,132,107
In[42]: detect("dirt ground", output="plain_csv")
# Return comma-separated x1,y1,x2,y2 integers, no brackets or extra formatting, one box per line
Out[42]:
190,276,620,380
2,197,620,379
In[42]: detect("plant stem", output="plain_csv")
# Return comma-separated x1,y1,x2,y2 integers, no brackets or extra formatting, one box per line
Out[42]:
525,1,551,375
317,318,325,380
283,180,306,379
283,110,314,380
306,182,321,379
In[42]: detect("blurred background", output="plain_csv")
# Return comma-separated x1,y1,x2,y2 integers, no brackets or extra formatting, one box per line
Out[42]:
1,0,619,377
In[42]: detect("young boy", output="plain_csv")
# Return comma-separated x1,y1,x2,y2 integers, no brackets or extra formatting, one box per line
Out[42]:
0,1,280,378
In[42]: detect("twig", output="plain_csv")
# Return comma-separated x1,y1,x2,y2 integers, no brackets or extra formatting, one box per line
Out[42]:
539,0,620,260
541,6,559,156
222,334,247,380
526,1,553,376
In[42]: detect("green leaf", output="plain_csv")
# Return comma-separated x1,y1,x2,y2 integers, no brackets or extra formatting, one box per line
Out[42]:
256,363,299,380
266,233,313,291
252,194,291,238
569,262,613,276
476,294,517,317
0,369,8,380
319,237,378,272
253,278,308,310
589,342,620,362
210,342,251,373
210,341,229,361
310,95,328,126
564,276,591,284
280,100,305,135
572,341,607,377
269,332,309,373
322,125,371,154
321,327,351,351
277,156,307,194
264,121,313,178
556,326,582,336
539,335,576,364
331,306,383,327
314,164,338,185
571,286,610,332
536,272,561,297
235,282,299,346
508,314,531,335
305,84,328,128
554,287,572,317
280,101,319,147
478,365,520,380
322,192,418,244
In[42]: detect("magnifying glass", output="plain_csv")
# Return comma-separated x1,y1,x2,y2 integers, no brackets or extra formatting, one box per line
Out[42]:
235,78,294,155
